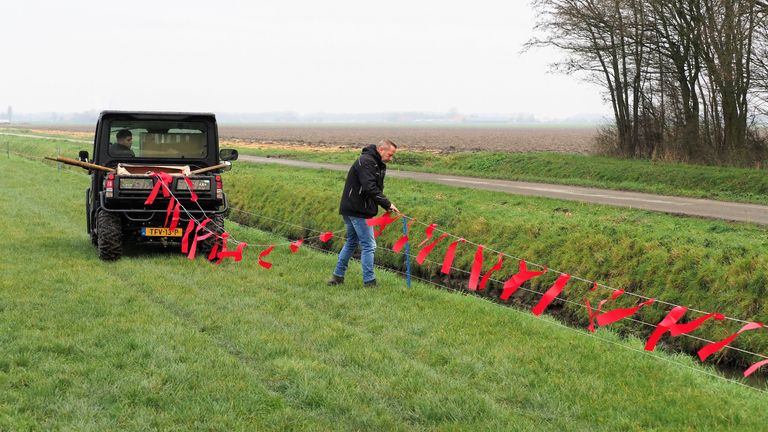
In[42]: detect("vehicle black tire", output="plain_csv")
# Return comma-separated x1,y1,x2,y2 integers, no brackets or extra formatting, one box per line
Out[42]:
199,214,225,259
97,210,123,261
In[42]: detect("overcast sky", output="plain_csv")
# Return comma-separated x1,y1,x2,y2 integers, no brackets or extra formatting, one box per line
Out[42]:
1,1,610,118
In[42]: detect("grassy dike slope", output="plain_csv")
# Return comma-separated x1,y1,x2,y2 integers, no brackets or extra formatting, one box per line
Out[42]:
1,157,767,429
226,163,768,368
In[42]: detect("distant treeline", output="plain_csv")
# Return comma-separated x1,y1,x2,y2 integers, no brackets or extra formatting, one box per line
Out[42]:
530,0,768,166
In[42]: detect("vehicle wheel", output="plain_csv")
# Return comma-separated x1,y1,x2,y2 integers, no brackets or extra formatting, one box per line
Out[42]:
97,210,123,261
199,214,225,258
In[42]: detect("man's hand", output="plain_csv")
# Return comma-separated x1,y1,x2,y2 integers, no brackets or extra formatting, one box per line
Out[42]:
389,203,400,213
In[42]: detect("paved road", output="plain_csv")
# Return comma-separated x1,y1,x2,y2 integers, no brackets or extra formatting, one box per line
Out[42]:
240,155,768,225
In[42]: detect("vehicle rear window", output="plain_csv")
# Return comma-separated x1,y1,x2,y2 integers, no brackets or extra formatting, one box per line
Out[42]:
107,120,208,159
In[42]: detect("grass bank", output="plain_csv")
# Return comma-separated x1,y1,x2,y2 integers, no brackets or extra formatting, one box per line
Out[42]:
2,149,768,430
225,163,768,369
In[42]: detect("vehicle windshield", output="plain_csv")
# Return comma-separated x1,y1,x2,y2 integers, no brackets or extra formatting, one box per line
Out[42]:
107,120,208,159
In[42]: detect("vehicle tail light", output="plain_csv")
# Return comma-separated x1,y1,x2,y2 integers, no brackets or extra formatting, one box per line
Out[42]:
215,175,223,200
106,173,115,198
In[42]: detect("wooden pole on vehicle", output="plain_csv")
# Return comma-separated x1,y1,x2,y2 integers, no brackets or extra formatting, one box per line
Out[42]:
44,156,115,173
188,162,230,175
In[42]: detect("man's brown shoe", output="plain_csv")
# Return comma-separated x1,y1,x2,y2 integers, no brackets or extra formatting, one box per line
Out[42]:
327,275,345,286
363,279,377,287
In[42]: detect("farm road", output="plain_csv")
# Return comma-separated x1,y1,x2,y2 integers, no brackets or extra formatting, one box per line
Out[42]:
241,155,768,226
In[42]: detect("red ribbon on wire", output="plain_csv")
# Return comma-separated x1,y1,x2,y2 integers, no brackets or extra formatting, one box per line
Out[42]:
532,274,571,316
698,322,764,362
478,253,504,291
366,212,400,238
415,233,449,265
290,239,303,253
208,242,220,261
258,245,275,269
392,236,410,253
468,244,484,291
169,201,181,231
164,196,176,226
392,219,418,253
417,224,438,248
319,232,334,242
586,289,625,332
144,172,173,205
645,306,688,350
669,313,726,336
183,177,198,202
187,218,215,260
216,233,247,263
499,260,547,301
596,298,656,327
744,359,768,377
440,238,466,274
181,219,195,254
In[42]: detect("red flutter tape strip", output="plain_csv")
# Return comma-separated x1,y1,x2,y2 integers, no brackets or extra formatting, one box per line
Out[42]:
532,274,571,316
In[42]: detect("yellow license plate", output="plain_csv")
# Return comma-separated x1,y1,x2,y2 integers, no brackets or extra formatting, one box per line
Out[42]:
142,227,183,237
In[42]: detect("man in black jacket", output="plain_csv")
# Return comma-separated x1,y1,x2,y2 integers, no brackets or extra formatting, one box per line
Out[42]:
329,140,399,287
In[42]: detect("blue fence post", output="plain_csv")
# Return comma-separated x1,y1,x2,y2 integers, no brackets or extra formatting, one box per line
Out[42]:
403,216,411,288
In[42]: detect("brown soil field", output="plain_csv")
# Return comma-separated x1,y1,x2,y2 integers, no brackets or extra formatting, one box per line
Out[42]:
13,124,598,154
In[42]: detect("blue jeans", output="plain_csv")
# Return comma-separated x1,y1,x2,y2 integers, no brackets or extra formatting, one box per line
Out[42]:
333,215,376,283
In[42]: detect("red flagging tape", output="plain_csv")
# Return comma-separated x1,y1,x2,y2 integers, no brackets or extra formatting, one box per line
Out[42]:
181,219,196,254
164,196,176,226
440,238,466,275
499,260,547,301
367,212,400,238
290,239,303,253
532,274,571,316
392,236,409,253
319,232,334,242
187,218,215,260
596,298,656,327
415,233,449,265
417,224,438,248
478,253,504,291
744,359,768,377
669,313,726,337
698,322,764,362
183,176,198,202
645,306,688,351
169,201,181,231
467,244,484,291
258,245,275,269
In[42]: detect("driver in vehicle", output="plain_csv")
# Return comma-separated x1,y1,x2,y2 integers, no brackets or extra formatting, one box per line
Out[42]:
110,129,135,157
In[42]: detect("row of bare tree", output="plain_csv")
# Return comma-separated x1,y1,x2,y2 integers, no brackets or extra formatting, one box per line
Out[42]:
529,0,768,165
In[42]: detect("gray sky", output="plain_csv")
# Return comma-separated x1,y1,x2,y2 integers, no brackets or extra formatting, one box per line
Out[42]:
1,0,609,118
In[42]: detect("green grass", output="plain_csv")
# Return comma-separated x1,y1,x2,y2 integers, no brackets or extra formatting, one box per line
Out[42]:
233,146,768,204
224,163,768,368
2,149,768,429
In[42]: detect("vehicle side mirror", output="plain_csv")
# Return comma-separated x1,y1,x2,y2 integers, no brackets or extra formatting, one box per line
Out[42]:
79,150,89,162
220,148,238,161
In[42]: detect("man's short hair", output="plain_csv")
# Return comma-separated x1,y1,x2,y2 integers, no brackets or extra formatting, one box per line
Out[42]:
377,139,397,149
116,129,132,140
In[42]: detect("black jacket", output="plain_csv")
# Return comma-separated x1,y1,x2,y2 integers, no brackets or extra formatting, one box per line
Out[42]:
339,145,392,218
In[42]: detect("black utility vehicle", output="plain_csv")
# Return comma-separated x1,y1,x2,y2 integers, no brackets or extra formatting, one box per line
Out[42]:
80,111,238,260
